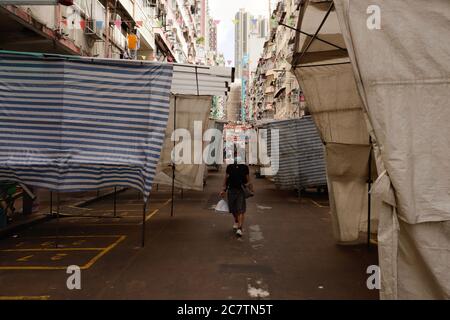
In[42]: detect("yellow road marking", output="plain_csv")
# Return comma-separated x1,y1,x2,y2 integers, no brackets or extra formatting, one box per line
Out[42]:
145,209,159,222
0,296,50,300
72,240,86,246
82,198,171,226
0,266,67,270
81,223,139,226
144,198,171,222
81,235,126,270
51,253,67,261
0,235,125,270
1,248,104,252
29,235,123,239
309,199,329,208
16,255,34,262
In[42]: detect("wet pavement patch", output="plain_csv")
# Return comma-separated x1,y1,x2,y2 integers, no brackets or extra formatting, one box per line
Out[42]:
219,263,275,275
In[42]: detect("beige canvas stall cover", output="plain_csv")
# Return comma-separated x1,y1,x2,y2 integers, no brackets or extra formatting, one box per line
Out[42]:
154,95,212,191
293,0,375,243
334,0,450,299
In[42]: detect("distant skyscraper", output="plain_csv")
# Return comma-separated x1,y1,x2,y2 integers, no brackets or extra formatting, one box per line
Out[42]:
209,18,218,53
235,10,268,79
234,9,249,79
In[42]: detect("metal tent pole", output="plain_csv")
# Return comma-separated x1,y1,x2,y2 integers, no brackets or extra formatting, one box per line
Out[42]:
367,137,373,250
55,192,60,249
171,96,177,218
141,199,148,247
296,2,335,64
113,186,117,217
49,191,53,215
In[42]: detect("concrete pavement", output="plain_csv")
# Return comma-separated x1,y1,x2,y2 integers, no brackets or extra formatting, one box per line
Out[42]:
0,168,379,300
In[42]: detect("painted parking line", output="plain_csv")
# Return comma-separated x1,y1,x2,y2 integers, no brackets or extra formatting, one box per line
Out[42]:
0,235,125,271
144,198,172,222
81,198,172,226
0,296,50,300
309,199,329,208
81,235,125,269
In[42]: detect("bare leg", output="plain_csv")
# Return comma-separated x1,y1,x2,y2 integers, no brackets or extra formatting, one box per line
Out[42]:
238,212,245,229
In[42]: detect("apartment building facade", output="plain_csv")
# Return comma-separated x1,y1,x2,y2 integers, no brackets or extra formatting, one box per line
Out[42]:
0,0,221,65
248,0,305,121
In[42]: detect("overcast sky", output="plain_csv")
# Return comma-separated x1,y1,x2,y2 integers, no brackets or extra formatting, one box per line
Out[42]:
209,0,273,67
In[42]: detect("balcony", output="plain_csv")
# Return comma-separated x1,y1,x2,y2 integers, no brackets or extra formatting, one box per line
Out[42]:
118,0,156,50
110,25,127,50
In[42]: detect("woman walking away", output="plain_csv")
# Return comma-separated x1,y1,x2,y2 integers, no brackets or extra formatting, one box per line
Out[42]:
220,148,253,238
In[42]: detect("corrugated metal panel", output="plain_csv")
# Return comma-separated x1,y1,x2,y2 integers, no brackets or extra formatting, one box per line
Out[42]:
171,64,234,96
260,116,327,190
0,50,234,97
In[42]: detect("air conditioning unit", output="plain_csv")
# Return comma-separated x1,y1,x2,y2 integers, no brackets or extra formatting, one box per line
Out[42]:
85,19,103,40
85,19,95,34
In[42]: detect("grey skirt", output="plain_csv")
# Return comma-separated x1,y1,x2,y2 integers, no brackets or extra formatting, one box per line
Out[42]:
227,188,246,214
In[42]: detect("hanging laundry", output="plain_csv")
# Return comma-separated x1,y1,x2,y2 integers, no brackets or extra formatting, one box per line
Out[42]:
127,33,138,50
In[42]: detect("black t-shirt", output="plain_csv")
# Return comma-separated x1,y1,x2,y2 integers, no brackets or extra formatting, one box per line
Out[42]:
226,164,249,190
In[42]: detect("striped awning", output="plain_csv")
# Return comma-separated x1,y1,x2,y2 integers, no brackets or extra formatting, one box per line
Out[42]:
0,52,174,201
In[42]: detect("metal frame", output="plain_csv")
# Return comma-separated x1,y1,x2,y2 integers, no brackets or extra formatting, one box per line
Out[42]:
1,49,233,248
171,96,177,218
296,2,335,64
279,22,346,52
367,137,373,249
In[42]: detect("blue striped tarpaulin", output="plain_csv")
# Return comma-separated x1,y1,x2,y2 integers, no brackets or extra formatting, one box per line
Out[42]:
261,116,327,191
0,53,174,201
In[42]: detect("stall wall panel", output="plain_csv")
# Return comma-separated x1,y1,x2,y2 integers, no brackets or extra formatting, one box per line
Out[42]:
294,64,373,242
334,0,450,299
0,53,173,201
154,95,212,191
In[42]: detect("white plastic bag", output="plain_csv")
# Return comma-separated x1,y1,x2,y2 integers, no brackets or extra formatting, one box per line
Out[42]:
215,199,229,214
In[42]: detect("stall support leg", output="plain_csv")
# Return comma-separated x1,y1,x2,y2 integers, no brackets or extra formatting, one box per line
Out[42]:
113,187,117,217
141,200,148,247
367,138,373,250
55,192,60,249
171,166,175,218
49,191,53,216
171,96,177,218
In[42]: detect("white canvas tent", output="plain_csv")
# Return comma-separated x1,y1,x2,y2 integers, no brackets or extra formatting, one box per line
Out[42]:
154,64,234,216
154,63,233,192
153,95,212,192
334,0,450,299
292,0,376,243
